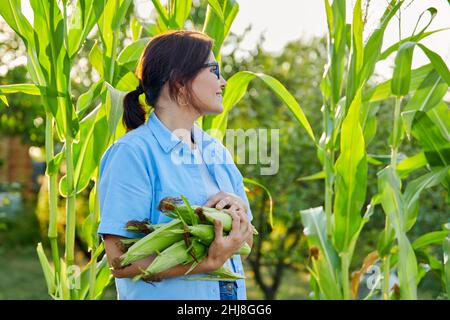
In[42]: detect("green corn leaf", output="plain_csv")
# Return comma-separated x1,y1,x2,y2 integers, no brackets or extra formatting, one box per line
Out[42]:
300,206,342,299
36,243,56,297
76,80,105,118
206,0,224,21
378,167,418,299
130,17,142,42
360,0,401,83
396,152,428,178
151,0,170,28
60,104,109,197
363,64,434,103
93,256,113,299
297,171,326,182
417,44,450,85
243,177,273,228
98,0,132,84
0,95,8,107
391,41,415,96
203,0,239,57
46,147,65,176
111,0,133,31
322,0,346,105
170,0,193,29
203,71,315,145
333,88,367,251
89,41,104,78
379,29,447,61
0,0,34,43
377,227,395,258
68,0,107,58
117,38,150,71
345,0,363,108
401,70,447,136
412,231,449,250
0,83,41,96
411,109,450,167
444,236,450,297
404,167,450,231
104,82,127,138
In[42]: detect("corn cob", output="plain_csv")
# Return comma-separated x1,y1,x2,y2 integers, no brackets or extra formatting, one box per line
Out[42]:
195,207,259,235
139,239,207,278
117,219,184,268
159,197,259,235
170,224,252,256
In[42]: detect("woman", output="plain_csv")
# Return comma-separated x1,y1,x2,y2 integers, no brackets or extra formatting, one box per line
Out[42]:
97,30,254,300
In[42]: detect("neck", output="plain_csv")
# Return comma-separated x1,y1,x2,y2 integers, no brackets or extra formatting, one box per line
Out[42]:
154,104,200,148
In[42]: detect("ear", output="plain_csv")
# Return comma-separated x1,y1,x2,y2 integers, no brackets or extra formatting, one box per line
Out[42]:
173,82,186,97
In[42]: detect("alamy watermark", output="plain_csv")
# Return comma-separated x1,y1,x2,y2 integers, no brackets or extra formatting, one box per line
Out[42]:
170,127,280,176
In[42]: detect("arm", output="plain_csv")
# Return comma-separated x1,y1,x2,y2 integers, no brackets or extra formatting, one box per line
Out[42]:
104,210,252,281
104,234,217,280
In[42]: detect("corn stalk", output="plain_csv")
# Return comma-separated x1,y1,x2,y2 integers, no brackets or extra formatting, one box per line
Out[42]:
0,0,134,299
300,0,450,300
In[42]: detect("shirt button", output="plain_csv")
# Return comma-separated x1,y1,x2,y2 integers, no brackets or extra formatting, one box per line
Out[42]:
226,283,233,291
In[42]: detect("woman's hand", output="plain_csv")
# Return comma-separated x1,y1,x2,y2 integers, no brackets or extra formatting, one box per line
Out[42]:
203,209,253,271
204,191,248,215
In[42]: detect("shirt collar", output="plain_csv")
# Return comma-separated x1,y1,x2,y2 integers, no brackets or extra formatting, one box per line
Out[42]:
146,111,215,154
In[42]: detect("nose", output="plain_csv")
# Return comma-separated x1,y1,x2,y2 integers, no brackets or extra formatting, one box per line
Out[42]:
219,74,227,89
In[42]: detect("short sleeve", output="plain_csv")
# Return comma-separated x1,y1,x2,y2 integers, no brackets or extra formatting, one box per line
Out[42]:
97,142,152,238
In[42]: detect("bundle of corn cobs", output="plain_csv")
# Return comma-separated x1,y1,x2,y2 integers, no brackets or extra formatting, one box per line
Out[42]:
112,196,258,282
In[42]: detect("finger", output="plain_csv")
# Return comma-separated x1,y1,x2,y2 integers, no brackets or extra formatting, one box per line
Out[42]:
215,197,231,210
228,211,240,237
245,223,254,239
213,218,224,241
204,192,225,208
235,208,249,225
227,205,239,215
230,194,248,213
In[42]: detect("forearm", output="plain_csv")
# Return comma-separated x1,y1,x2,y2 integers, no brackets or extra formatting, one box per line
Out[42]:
113,256,216,281
148,258,215,281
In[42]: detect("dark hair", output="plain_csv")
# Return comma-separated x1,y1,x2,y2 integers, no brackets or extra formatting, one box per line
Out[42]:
122,30,213,131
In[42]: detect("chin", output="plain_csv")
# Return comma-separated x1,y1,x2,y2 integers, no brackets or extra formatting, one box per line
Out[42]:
204,105,223,115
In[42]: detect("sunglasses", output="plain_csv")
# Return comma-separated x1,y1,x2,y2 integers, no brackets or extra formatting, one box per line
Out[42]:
203,62,220,79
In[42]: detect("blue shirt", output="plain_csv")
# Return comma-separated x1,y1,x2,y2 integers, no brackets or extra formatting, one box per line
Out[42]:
97,111,253,300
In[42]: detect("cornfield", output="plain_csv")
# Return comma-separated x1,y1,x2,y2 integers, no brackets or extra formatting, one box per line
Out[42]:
0,0,448,300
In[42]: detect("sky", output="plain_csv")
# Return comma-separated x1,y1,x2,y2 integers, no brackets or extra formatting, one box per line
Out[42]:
226,0,450,76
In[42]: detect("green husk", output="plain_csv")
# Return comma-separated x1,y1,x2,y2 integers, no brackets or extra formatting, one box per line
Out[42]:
195,207,259,235
159,197,200,225
140,239,207,278
186,266,245,281
168,224,252,256
158,197,259,235
119,219,184,267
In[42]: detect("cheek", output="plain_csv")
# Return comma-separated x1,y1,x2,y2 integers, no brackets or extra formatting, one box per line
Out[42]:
192,78,217,100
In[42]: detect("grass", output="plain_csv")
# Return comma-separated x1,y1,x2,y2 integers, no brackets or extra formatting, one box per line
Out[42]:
0,245,49,299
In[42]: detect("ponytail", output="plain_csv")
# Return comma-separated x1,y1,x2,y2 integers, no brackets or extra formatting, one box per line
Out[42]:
122,86,146,131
